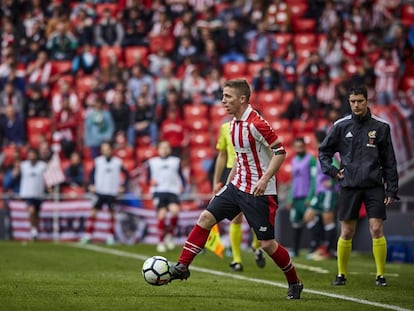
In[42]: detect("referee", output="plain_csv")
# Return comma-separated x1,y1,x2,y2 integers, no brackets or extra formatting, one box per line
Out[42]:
319,86,399,287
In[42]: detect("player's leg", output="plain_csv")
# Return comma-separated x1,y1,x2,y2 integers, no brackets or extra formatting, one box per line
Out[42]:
106,196,116,246
290,198,306,257
364,186,387,286
304,207,324,257
229,212,244,271
241,193,302,299
156,207,168,253
81,195,102,243
251,231,266,268
171,184,241,281
322,210,336,258
165,201,180,250
333,187,361,285
27,200,40,240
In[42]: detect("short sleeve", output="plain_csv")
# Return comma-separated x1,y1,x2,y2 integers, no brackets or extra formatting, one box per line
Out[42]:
250,115,278,147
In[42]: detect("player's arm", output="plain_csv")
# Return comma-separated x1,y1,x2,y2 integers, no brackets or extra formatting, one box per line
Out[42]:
253,140,286,196
380,124,399,204
88,166,96,193
119,165,129,193
319,126,341,179
177,161,187,192
213,149,227,193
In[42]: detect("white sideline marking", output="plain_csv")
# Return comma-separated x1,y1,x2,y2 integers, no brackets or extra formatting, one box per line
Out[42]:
70,244,412,311
293,263,329,274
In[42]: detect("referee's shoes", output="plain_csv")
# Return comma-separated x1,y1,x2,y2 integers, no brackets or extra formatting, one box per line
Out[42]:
332,274,388,286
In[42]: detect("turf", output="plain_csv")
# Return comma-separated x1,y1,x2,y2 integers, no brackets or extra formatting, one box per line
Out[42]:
0,241,413,311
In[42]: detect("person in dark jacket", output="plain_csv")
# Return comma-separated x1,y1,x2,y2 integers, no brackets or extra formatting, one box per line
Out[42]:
319,86,399,287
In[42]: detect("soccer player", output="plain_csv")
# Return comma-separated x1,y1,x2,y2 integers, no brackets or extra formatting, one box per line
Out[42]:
213,121,265,271
81,141,129,245
170,79,303,300
18,148,47,240
304,130,339,260
319,86,399,286
148,140,186,253
287,137,317,257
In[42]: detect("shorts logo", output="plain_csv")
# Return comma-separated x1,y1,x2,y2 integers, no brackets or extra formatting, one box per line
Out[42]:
367,130,376,148
259,226,267,232
345,131,353,138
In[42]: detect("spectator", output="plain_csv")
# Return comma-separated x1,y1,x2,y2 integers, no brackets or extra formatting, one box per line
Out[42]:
195,6,223,34
374,47,399,105
0,52,15,80
25,86,49,118
159,88,184,124
71,7,95,47
175,35,197,66
265,0,291,32
0,82,24,116
53,97,80,158
182,68,207,102
319,38,343,80
38,140,53,162
199,38,220,73
282,84,316,121
202,67,224,106
109,91,131,135
278,43,298,92
121,6,151,47
319,0,339,33
149,7,173,38
71,43,99,76
94,7,124,47
148,48,172,77
128,94,158,146
155,64,181,102
341,20,363,60
3,152,21,195
316,75,336,113
64,151,84,187
84,98,115,158
0,106,24,146
51,79,78,114
1,17,20,61
159,106,187,157
26,50,54,90
219,18,246,64
246,21,278,62
127,65,155,105
46,21,77,60
299,52,328,95
252,55,280,92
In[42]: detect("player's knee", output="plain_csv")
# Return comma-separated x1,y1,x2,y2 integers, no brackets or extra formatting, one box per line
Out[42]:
369,221,383,238
260,240,277,254
231,212,243,224
169,204,180,215
197,210,216,229
341,225,355,239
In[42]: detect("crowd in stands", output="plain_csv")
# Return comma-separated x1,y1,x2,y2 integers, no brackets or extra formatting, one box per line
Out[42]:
0,0,414,201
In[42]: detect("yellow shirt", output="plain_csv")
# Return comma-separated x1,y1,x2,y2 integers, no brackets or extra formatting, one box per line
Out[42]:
216,122,236,169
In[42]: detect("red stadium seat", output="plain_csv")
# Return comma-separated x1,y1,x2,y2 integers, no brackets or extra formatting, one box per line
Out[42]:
402,4,414,21
189,146,214,162
292,119,316,133
122,158,136,171
256,90,282,107
277,161,292,184
114,147,134,161
293,34,317,50
261,105,285,122
189,132,211,148
292,18,316,33
99,46,123,69
186,118,209,132
135,135,152,147
223,62,247,80
301,132,317,149
289,2,308,18
124,46,149,68
278,131,294,146
136,145,157,163
210,105,228,124
270,119,290,132
274,33,293,47
76,75,94,96
51,61,72,75
1,145,20,167
27,117,51,134
149,36,175,54
246,62,264,78
95,3,118,17
184,104,208,120
402,75,414,91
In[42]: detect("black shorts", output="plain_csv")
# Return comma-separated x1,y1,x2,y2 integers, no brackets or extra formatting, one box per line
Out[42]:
25,198,42,212
153,192,180,209
339,186,386,221
207,183,278,240
94,194,116,211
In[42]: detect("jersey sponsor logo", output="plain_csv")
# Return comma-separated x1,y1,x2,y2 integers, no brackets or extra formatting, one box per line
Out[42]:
258,226,267,232
345,131,353,138
236,147,251,153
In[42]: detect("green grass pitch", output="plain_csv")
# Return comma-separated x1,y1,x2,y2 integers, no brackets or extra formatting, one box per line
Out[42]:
0,241,413,311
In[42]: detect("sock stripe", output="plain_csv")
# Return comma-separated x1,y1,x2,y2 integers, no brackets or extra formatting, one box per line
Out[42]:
185,241,203,251
281,260,292,272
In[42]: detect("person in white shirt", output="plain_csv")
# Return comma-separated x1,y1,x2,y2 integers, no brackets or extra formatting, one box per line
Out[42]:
147,141,186,253
18,148,47,239
81,141,129,245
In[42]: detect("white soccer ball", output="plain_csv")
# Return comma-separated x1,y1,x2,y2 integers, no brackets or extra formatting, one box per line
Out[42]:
142,256,172,286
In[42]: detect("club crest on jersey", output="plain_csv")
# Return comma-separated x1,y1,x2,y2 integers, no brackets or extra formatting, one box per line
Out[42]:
367,130,376,148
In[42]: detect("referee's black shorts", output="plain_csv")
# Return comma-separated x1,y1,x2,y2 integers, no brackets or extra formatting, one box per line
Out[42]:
206,183,278,240
338,186,386,221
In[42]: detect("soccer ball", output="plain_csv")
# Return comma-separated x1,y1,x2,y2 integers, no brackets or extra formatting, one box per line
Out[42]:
142,256,172,286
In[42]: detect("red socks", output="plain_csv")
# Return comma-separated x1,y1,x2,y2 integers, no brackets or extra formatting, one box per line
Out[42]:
178,224,210,267
158,219,166,242
86,215,95,234
109,215,115,236
169,216,178,234
270,244,300,284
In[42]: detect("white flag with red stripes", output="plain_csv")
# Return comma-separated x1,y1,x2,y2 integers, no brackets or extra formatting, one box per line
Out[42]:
43,152,65,187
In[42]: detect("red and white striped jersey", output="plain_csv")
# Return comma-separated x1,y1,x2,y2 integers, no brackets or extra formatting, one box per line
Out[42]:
230,105,280,195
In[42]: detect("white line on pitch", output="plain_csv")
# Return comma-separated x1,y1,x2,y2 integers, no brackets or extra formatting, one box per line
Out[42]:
70,244,412,311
